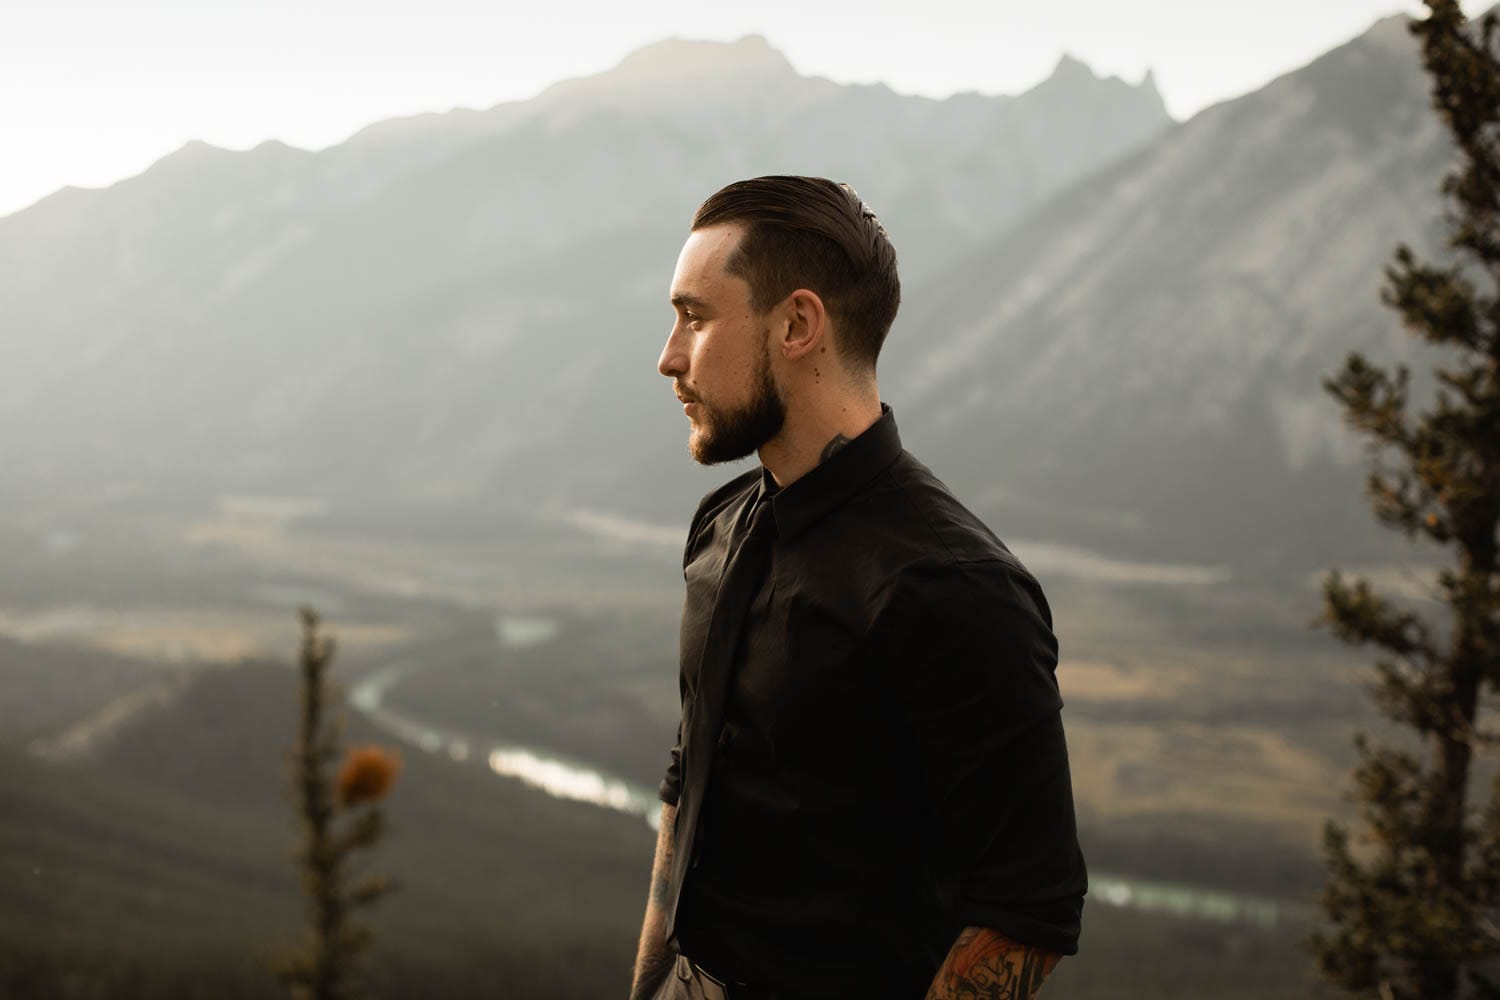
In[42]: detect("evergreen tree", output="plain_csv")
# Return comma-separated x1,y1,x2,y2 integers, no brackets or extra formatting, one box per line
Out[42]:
1309,3,1500,998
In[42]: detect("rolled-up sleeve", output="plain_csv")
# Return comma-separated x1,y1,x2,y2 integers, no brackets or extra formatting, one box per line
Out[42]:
659,719,683,806
871,558,1088,955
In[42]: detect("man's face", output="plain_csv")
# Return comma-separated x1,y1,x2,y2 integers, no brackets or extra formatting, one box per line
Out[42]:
659,223,787,465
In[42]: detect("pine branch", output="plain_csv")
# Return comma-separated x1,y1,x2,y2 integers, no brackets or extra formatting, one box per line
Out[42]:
1410,7,1500,271
1382,246,1486,351
1322,353,1415,452
1315,570,1440,663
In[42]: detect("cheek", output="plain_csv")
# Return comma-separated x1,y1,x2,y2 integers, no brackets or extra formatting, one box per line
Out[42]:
693,343,723,387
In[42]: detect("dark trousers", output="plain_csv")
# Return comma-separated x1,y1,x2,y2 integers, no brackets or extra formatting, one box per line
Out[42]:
641,951,785,1000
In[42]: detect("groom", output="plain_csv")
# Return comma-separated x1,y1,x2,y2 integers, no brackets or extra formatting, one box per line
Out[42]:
631,176,1087,1000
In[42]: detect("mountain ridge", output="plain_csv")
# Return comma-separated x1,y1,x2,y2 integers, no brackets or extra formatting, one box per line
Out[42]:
879,10,1454,574
0,15,1440,578
2,35,1163,224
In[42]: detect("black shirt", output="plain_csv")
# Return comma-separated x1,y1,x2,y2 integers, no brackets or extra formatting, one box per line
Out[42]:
659,402,1087,999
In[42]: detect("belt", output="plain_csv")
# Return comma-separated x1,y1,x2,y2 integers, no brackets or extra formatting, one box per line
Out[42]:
674,953,782,1000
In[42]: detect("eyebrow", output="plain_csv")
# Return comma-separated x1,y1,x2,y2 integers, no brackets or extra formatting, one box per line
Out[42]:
671,293,710,313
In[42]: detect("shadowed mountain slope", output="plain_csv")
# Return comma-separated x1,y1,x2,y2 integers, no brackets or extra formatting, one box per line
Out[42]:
879,13,1459,579
2,15,1454,581
0,36,1167,539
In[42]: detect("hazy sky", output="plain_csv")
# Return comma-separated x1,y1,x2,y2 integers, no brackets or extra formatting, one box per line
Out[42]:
1,0,1484,219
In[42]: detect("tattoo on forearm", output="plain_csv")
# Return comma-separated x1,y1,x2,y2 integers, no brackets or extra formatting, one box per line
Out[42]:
820,433,851,463
924,927,1060,1000
650,856,671,905
648,805,675,907
632,804,678,998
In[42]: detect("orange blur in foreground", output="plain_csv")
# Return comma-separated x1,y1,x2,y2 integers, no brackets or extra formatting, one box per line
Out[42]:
336,745,403,807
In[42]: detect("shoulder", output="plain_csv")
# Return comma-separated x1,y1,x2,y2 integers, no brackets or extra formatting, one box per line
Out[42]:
858,455,1056,629
869,453,1047,605
682,467,760,566
880,555,1054,640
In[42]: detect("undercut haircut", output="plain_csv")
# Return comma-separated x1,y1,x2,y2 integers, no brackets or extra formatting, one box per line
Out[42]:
691,176,901,375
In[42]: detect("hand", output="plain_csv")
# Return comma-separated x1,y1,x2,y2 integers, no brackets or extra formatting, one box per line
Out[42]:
630,947,677,1000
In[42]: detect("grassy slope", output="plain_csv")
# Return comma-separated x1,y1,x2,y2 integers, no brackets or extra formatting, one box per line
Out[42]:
1,640,1346,998
0,659,654,998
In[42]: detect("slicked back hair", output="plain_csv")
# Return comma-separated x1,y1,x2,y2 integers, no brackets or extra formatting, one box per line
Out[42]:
691,176,900,376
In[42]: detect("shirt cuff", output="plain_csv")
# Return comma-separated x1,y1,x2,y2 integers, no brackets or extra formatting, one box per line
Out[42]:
954,894,1084,956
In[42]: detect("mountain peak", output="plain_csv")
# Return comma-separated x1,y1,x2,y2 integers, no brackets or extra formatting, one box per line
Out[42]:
1139,67,1161,98
150,139,236,174
1028,52,1166,109
1048,53,1098,84
617,34,793,78
172,138,230,159
541,34,798,102
1361,12,1418,55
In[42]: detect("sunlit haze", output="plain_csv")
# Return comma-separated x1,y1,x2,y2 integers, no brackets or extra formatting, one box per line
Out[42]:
0,0,1484,217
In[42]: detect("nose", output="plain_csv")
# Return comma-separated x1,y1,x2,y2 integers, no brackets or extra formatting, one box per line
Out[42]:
658,321,688,380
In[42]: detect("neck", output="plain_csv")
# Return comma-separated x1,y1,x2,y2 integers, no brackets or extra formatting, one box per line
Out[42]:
758,388,882,489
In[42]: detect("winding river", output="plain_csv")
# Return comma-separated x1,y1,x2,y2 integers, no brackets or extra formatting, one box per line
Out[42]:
347,614,1311,931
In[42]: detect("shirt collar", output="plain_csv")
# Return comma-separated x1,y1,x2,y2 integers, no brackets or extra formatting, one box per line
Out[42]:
755,401,903,543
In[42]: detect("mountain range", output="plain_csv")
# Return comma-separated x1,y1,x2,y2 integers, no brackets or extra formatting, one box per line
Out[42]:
0,17,1455,582
881,13,1458,575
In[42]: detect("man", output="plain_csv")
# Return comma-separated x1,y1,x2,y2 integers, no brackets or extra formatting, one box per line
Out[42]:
630,176,1087,1000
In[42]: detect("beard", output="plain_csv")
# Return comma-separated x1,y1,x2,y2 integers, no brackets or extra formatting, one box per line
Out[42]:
688,330,786,466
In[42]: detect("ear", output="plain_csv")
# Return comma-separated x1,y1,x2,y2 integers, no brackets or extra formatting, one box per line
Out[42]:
778,288,828,362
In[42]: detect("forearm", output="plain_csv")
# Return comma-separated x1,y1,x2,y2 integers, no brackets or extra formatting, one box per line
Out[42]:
630,801,678,1000
924,926,1061,1000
